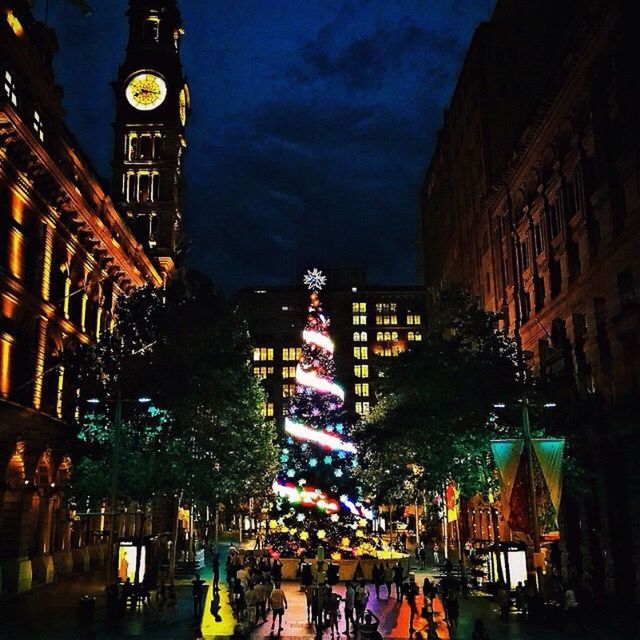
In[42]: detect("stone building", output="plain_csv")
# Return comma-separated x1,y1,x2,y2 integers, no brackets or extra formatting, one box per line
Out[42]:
1,1,162,593
421,0,640,597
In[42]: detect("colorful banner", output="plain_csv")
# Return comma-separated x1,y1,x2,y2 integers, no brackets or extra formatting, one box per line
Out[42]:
446,481,459,522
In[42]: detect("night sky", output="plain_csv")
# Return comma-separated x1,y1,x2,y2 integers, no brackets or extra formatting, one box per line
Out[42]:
37,0,494,291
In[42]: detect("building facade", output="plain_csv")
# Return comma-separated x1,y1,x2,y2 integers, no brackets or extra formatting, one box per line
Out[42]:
235,276,424,425
421,0,640,597
112,0,189,274
1,0,162,593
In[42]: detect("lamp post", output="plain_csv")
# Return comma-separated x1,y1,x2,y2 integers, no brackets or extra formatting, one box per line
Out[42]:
87,392,151,585
493,398,556,593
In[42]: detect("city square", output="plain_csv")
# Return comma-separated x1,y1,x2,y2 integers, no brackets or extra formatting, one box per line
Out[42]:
1,1,639,639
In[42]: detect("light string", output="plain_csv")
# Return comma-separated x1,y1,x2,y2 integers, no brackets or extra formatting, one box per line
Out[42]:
285,418,355,453
295,365,345,401
302,329,334,354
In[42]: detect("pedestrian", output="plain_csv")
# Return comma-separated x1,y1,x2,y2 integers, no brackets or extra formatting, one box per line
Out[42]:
401,531,408,550
372,561,384,598
271,557,283,584
383,563,393,599
246,583,258,625
327,591,342,639
514,581,525,613
355,580,369,625
166,584,177,621
255,579,268,623
270,581,288,634
192,572,206,617
393,562,404,600
419,543,427,569
406,576,420,633
496,581,510,622
343,581,356,636
444,589,459,631
305,584,316,623
212,550,220,591
433,542,440,565
359,611,381,640
471,618,489,640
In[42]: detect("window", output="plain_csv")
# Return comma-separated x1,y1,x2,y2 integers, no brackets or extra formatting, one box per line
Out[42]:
253,366,274,380
519,238,529,270
355,401,370,416
282,347,301,361
353,313,367,325
407,314,421,325
253,347,274,361
549,202,562,238
282,366,296,378
261,402,274,418
4,71,17,106
375,302,397,325
533,223,543,256
353,346,368,360
127,131,162,160
352,302,366,312
33,110,44,142
282,383,296,397
143,15,160,42
391,331,398,341
124,170,160,203
353,331,367,342
354,364,369,378
408,331,422,341
355,383,369,397
6,10,24,37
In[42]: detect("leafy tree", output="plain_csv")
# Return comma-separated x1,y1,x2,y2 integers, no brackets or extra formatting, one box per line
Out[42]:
66,269,278,515
355,288,526,501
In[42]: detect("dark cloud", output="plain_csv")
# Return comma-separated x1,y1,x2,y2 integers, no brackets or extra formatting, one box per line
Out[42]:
39,0,496,291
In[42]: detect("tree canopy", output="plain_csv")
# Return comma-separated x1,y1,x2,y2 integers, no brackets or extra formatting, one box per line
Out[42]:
355,288,526,501
66,269,278,509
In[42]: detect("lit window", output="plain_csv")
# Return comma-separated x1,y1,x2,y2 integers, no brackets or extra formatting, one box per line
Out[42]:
33,110,44,142
282,383,296,397
283,347,301,361
352,302,366,312
127,131,161,160
353,331,361,342
353,330,367,342
356,401,370,416
261,402,274,418
282,366,296,378
4,70,17,106
384,331,391,341
355,383,369,397
6,10,24,37
144,15,160,42
408,331,422,342
391,331,398,341
353,346,368,360
253,366,274,380
407,314,421,325
352,314,366,325
253,347,274,361
354,364,369,378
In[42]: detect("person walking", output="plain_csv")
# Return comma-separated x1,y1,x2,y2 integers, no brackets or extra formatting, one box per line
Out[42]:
305,584,316,623
406,576,420,633
372,562,383,598
355,580,369,625
471,618,490,640
192,573,206,618
419,543,427,570
212,551,220,591
255,579,268,624
393,562,404,600
246,583,258,626
383,563,394,599
270,581,288,634
343,581,356,636
327,591,342,639
359,611,381,640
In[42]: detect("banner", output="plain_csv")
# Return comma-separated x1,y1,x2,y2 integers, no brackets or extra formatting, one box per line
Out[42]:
532,439,565,517
490,440,523,504
446,481,459,522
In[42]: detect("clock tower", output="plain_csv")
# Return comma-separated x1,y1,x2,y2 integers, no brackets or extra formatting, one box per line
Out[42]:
112,0,189,274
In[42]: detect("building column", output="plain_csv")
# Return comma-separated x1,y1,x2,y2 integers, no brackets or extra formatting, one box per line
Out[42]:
0,487,34,594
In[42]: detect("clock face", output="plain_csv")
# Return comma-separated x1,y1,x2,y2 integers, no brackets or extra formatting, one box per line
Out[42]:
125,72,167,111
179,87,188,126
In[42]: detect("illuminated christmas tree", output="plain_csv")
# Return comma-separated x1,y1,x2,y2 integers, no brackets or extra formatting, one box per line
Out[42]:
268,269,372,558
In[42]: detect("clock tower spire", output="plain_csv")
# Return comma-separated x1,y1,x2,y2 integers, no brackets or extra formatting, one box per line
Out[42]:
112,0,189,275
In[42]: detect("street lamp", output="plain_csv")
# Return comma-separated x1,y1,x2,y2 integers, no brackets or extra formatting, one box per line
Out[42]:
493,398,557,593
86,393,152,585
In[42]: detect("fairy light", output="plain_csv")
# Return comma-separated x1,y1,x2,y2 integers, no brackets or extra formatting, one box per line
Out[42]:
302,329,334,353
295,365,345,401
285,418,356,453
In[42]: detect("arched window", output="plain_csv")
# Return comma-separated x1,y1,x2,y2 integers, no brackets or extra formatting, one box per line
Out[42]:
376,332,383,341
353,331,360,342
383,331,391,341
391,331,398,341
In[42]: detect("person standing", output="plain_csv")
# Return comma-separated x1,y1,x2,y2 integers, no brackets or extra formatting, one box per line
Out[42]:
191,573,206,618
270,582,288,634
372,562,383,598
212,551,220,591
432,542,440,566
245,583,258,626
305,584,315,623
393,562,404,600
496,581,510,622
444,589,459,631
419,543,427,570
354,580,369,625
406,576,419,633
327,591,342,639
383,563,394,599
343,581,356,636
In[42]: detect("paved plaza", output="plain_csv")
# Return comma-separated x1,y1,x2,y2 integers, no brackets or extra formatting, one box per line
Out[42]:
2,544,638,640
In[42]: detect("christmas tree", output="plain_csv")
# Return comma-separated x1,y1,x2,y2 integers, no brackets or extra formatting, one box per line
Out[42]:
268,269,372,558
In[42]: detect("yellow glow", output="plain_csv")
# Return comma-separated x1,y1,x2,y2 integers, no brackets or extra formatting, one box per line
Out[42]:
9,227,23,279
1,334,12,397
56,366,64,418
80,293,88,332
125,72,167,111
32,319,47,410
179,87,187,126
63,277,71,319
41,226,53,300
6,9,24,37
96,307,103,340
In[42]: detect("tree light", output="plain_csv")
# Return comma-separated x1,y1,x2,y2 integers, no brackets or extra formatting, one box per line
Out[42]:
493,403,506,409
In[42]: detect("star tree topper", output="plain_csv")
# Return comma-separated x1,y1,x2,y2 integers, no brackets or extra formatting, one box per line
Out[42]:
303,268,327,291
